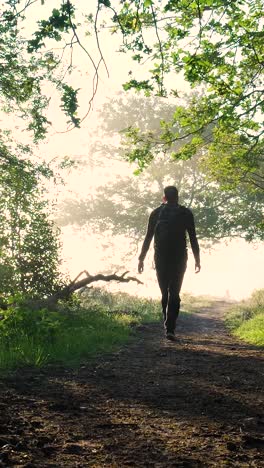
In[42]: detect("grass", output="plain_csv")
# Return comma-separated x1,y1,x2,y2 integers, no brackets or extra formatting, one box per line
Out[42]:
0,289,161,371
2,286,245,372
233,314,264,346
225,289,264,347
181,292,216,313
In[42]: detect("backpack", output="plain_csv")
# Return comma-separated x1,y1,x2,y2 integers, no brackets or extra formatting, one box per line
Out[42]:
154,204,186,255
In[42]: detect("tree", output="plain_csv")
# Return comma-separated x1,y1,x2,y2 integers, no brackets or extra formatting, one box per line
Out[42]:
0,0,262,190
0,138,63,299
108,0,264,190
0,1,78,300
0,1,149,304
58,155,264,244
32,270,143,310
57,93,264,243
0,0,263,288
0,1,81,141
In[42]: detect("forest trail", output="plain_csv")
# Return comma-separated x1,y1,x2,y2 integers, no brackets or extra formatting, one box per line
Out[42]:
0,302,264,467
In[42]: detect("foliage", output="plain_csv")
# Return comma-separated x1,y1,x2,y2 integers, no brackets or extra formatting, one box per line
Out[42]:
249,288,264,309
226,288,264,330
80,286,161,321
0,1,262,189
110,0,264,190
121,94,264,191
181,293,215,313
233,314,264,346
0,137,63,299
225,288,264,346
0,7,48,140
58,94,264,243
58,157,264,244
0,0,262,298
0,302,63,344
0,0,76,301
60,84,80,128
0,1,81,140
27,3,75,52
0,289,161,370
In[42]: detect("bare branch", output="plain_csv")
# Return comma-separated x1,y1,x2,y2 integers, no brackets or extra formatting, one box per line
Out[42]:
28,270,143,310
150,4,165,96
64,0,101,125
94,2,110,78
8,0,39,19
69,269,91,287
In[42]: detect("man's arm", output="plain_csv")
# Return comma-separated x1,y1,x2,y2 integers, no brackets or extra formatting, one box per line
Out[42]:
187,211,201,273
138,209,159,273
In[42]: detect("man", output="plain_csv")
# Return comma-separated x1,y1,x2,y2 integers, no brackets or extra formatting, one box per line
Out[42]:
138,186,201,341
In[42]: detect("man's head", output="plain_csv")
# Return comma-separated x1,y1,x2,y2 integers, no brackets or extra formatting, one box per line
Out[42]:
164,186,178,203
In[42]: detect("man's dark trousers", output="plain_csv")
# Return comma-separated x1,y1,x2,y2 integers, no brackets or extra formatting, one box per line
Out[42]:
155,254,187,334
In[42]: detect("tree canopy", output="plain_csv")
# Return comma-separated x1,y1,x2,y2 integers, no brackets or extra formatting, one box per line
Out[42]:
58,94,264,243
0,0,263,274
112,0,264,190
0,1,262,193
58,156,264,244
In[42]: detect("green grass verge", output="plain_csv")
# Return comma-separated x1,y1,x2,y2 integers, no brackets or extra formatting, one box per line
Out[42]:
225,289,264,347
233,313,264,346
0,286,224,372
0,290,161,371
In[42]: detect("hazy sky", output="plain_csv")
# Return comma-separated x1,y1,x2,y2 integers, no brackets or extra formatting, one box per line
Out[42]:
4,0,264,300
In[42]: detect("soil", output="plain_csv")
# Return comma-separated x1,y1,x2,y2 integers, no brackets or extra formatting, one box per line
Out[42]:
0,301,264,467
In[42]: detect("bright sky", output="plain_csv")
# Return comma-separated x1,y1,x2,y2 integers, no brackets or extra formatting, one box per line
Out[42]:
3,0,264,301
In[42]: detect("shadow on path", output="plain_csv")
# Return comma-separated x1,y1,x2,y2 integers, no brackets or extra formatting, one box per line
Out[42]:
0,302,263,467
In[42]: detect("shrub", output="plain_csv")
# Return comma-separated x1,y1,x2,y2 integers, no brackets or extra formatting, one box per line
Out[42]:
0,289,161,371
225,289,264,346
234,314,264,346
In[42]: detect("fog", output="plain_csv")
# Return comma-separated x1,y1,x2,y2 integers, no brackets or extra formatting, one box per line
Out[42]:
61,224,263,301
5,0,264,301
46,132,263,301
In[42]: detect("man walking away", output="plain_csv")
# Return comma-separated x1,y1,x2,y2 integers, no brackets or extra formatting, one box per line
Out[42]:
138,186,201,341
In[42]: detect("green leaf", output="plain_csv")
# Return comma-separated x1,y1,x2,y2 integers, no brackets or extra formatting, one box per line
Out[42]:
99,0,111,6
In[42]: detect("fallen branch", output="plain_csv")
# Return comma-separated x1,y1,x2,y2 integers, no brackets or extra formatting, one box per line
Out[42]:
30,270,143,310
58,270,142,298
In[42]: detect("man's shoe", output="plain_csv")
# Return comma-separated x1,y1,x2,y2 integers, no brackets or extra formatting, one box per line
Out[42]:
165,332,175,341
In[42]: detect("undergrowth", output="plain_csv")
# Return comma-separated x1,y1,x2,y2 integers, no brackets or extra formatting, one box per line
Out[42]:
181,293,215,313
0,289,161,371
225,289,264,346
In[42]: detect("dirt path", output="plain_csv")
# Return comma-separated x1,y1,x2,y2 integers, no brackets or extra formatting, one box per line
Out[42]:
0,302,264,467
